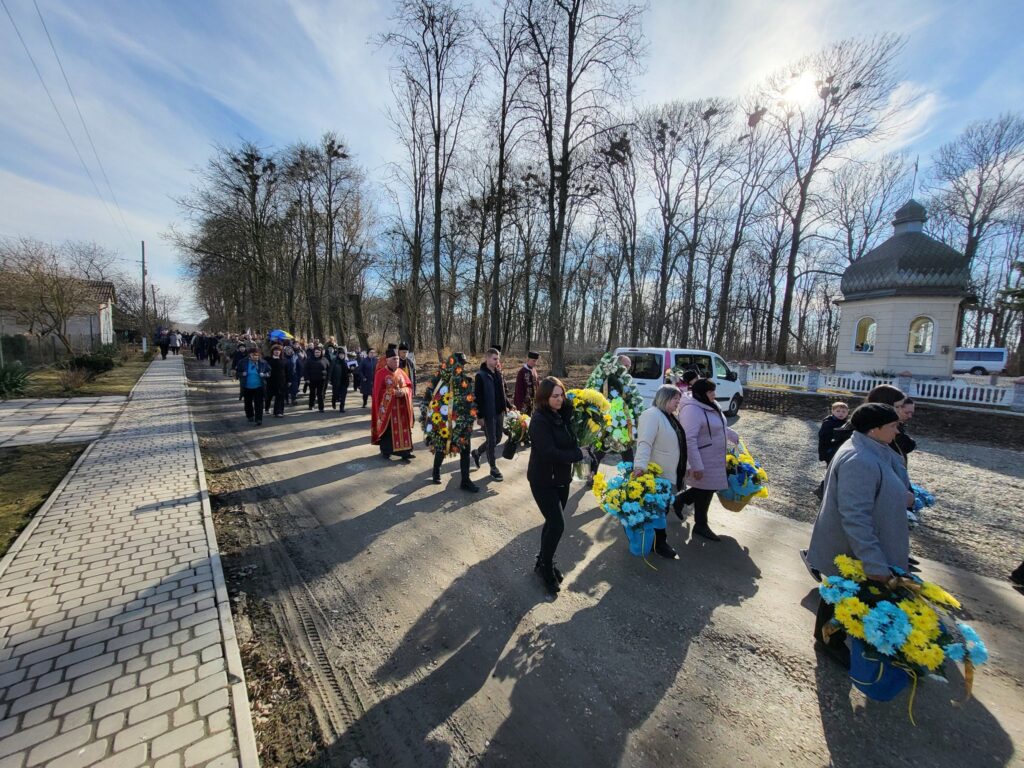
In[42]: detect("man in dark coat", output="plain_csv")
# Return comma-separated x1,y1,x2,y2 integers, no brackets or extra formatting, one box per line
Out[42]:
513,351,540,416
398,341,416,391
329,348,351,413
358,349,377,407
471,347,511,481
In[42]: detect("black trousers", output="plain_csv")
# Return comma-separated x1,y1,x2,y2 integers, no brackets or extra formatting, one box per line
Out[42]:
530,484,569,566
677,487,715,528
433,449,470,483
332,383,348,412
159,344,169,360
814,597,846,645
267,385,286,416
308,381,326,411
379,425,411,459
474,417,502,468
243,387,264,423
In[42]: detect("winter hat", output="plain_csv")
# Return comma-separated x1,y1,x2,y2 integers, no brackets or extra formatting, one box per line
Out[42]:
527,351,540,360
849,403,899,434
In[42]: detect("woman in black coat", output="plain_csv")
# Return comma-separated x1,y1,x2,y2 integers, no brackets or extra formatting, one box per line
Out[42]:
527,376,584,596
266,345,288,418
304,347,330,412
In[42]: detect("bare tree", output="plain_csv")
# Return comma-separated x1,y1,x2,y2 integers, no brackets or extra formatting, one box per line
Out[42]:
926,113,1024,265
518,0,644,374
382,0,480,357
826,152,911,265
479,0,532,346
760,34,907,363
0,238,102,352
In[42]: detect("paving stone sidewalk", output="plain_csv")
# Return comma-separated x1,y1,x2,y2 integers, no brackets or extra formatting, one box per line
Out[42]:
0,398,125,448
0,357,258,768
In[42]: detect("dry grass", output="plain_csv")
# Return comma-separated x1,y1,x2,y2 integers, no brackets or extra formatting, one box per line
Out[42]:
0,443,86,557
24,360,150,399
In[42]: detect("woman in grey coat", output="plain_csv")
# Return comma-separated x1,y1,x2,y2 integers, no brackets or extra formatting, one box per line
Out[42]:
806,403,914,668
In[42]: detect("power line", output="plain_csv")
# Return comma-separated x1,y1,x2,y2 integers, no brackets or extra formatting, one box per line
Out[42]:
0,0,129,247
33,0,136,244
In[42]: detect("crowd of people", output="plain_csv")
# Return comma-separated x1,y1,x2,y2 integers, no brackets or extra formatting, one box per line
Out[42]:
175,334,1016,673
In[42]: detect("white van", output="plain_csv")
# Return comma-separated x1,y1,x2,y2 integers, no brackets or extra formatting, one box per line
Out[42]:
612,347,745,416
953,347,1008,376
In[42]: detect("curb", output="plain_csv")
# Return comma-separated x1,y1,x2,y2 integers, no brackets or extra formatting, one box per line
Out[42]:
184,359,261,767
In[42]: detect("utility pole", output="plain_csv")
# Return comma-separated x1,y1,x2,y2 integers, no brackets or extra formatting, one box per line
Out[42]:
140,240,148,353
151,284,158,331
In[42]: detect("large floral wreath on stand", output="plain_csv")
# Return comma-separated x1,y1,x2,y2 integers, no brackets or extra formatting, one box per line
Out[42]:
420,355,477,456
584,353,644,449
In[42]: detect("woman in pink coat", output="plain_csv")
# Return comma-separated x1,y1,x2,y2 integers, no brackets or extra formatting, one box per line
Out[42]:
676,378,738,541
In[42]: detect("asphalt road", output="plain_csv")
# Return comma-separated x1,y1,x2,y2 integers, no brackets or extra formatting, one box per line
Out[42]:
188,361,1024,768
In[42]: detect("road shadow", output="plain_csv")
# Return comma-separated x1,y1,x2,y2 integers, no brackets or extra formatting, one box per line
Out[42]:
814,652,1013,767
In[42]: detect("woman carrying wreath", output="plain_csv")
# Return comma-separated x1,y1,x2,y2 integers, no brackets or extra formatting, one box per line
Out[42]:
527,376,584,596
423,353,480,493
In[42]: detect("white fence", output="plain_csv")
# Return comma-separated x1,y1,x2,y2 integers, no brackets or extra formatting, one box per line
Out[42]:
743,366,1019,410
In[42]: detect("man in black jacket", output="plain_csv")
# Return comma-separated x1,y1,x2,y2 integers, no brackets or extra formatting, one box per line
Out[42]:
329,348,351,413
304,346,330,412
471,348,511,480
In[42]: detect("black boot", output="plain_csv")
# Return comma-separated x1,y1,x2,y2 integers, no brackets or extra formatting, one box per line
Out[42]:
654,529,678,559
535,554,564,583
535,558,560,596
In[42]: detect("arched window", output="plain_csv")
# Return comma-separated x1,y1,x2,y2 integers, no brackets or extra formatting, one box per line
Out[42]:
907,316,934,354
854,317,876,353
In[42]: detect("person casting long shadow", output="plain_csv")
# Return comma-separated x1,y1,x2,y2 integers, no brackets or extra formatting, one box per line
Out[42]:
482,532,761,765
316,509,604,767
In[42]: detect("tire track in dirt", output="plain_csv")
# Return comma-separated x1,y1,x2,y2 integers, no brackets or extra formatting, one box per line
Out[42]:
190,361,478,767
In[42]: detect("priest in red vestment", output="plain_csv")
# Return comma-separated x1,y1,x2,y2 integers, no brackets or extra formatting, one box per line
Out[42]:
372,347,415,461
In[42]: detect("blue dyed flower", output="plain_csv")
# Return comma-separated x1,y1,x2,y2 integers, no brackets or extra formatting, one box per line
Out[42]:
943,642,966,662
958,623,989,665
863,601,912,656
818,577,861,605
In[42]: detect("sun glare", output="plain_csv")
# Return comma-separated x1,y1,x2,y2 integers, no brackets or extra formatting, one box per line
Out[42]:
781,72,820,109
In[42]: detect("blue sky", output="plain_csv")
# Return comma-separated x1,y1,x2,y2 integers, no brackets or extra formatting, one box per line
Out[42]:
1,0,1022,322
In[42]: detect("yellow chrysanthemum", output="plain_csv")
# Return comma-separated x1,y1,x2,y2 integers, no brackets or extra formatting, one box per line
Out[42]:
834,555,866,582
648,462,662,476
899,598,941,641
592,472,608,500
834,596,870,640
920,581,962,610
901,641,945,671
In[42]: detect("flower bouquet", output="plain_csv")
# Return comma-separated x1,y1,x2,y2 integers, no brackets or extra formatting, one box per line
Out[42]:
717,439,768,512
907,483,935,530
501,410,530,460
565,388,611,479
820,555,989,719
593,461,674,556
420,356,477,456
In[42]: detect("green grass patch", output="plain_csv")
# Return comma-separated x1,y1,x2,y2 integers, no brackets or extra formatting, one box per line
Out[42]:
24,360,150,399
0,443,86,557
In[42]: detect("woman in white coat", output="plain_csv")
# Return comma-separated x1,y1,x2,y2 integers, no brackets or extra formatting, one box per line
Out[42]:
677,378,738,542
632,385,688,559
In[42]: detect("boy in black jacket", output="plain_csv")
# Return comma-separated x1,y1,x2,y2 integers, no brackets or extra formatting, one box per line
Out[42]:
815,401,849,498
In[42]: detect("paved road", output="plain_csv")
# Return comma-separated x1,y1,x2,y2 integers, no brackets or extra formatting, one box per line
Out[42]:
0,398,124,447
0,358,257,768
191,361,1024,768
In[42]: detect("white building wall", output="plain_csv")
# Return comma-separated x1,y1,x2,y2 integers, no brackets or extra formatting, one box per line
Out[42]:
835,296,961,377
